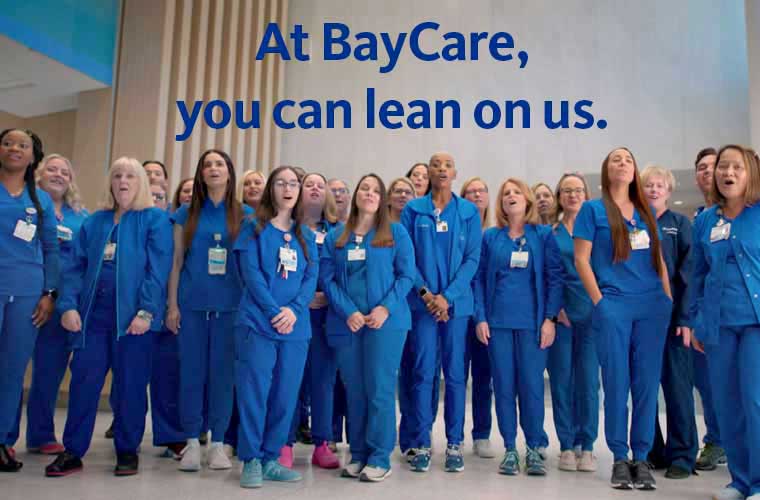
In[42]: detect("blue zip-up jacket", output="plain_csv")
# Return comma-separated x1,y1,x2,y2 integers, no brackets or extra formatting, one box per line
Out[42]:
57,208,173,348
234,218,319,341
474,224,563,338
319,222,415,348
400,193,482,316
657,209,692,328
313,219,339,299
690,203,760,345
0,185,59,295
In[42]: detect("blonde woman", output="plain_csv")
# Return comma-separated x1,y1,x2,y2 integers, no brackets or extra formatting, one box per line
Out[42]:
387,177,416,222
533,182,557,225
239,170,266,210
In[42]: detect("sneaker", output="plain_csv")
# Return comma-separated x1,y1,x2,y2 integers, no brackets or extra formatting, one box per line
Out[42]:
665,464,691,479
610,460,634,490
45,451,83,477
444,444,464,472
178,442,201,471
574,445,582,459
711,487,745,500
240,459,263,488
341,461,365,478
207,444,232,470
114,453,139,476
631,460,657,490
697,443,727,471
577,451,597,472
312,442,340,469
263,459,302,482
296,424,313,445
360,465,392,482
159,442,186,460
559,449,578,471
410,448,431,472
105,422,114,439
403,448,418,463
525,447,546,476
223,444,236,458
28,442,65,455
0,444,23,473
537,446,548,460
278,445,294,468
474,439,496,459
328,441,338,453
499,449,520,475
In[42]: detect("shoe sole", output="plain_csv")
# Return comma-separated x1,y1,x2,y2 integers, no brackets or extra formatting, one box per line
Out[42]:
341,470,361,478
360,469,392,482
577,467,597,472
178,465,201,472
410,465,430,473
209,464,232,470
696,464,718,471
527,470,547,476
499,468,519,475
114,469,138,476
445,466,464,472
264,476,302,482
611,481,634,490
240,481,263,489
46,467,82,477
634,483,657,491
559,464,578,472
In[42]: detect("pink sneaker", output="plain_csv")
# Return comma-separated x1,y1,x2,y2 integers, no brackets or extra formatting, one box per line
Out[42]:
39,442,65,455
278,445,294,468
311,442,340,469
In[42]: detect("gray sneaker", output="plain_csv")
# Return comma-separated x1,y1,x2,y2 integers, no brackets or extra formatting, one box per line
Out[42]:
473,439,496,459
525,447,546,476
697,443,727,471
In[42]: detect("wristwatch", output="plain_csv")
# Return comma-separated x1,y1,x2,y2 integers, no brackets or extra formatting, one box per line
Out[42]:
548,316,558,324
42,289,58,300
419,286,430,299
137,309,154,323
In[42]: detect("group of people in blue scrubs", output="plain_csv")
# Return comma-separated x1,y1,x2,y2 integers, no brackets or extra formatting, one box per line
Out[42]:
2,127,759,498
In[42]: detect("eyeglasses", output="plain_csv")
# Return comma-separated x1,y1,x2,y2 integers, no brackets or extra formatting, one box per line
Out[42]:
560,188,585,196
274,180,301,190
331,188,349,196
152,193,166,201
464,188,488,196
391,188,414,197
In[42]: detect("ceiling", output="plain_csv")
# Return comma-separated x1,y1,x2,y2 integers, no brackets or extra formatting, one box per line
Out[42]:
0,34,109,118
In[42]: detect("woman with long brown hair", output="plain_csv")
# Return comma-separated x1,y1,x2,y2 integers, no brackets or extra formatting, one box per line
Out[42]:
574,147,672,490
533,182,557,225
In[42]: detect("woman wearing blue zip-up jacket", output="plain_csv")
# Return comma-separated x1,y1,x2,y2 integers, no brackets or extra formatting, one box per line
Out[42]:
234,166,318,489
0,129,59,472
691,145,760,500
474,177,563,477
320,174,415,482
165,149,250,472
44,157,172,478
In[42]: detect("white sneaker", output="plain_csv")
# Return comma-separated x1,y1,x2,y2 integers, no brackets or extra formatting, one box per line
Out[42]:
207,443,232,470
712,487,746,500
179,442,201,471
577,451,597,472
559,450,578,471
341,461,365,478
473,439,496,459
360,465,392,482
223,444,235,458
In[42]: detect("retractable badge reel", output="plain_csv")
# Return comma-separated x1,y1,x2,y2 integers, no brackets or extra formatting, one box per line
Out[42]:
348,234,366,261
316,224,326,245
13,207,37,242
434,208,448,232
710,210,731,243
208,233,227,275
278,233,297,279
629,220,650,250
510,237,529,268
56,224,73,242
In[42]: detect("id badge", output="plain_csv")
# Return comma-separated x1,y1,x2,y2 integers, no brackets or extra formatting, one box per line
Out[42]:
279,247,297,272
436,220,448,232
709,223,730,243
103,242,117,261
208,247,227,275
13,220,36,242
348,248,366,261
316,231,326,245
629,229,650,250
57,225,73,242
510,251,529,268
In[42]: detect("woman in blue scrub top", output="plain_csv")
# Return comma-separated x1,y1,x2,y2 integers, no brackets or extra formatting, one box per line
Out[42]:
474,178,563,477
25,154,88,456
165,149,249,472
691,145,760,500
0,129,59,472
547,173,599,473
574,147,672,491
234,166,318,489
321,174,415,482
45,157,172,477
239,170,266,211
460,177,496,459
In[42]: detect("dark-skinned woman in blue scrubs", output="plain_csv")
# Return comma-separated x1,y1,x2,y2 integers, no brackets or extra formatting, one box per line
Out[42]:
691,145,760,500
474,178,563,477
574,147,672,491
0,129,59,472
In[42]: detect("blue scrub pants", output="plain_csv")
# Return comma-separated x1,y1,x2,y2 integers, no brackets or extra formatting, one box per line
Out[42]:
336,328,406,469
546,319,599,451
488,328,547,449
178,310,235,441
649,327,698,470
235,327,309,462
224,391,239,448
150,329,184,446
0,295,39,445
593,293,670,462
706,325,760,497
408,312,468,448
62,324,153,457
305,307,337,445
398,337,441,451
333,376,348,443
465,318,493,441
694,349,722,446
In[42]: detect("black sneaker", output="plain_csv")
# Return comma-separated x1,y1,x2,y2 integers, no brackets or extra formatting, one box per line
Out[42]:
0,445,22,472
46,451,83,477
631,460,657,490
664,464,691,479
105,422,114,439
297,424,313,445
114,453,139,476
610,460,633,489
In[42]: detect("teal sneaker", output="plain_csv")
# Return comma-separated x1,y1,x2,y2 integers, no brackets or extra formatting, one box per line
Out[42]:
410,448,431,472
262,460,302,482
240,459,263,488
526,447,547,476
499,449,520,475
444,444,464,472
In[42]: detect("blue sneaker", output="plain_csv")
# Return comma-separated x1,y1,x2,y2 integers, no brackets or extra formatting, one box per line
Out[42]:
263,460,302,482
240,459,263,488
409,448,431,472
499,449,520,475
525,447,547,476
444,444,464,472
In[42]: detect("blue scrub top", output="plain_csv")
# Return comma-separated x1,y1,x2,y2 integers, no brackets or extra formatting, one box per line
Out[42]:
172,200,252,311
433,200,454,289
492,235,536,330
57,205,88,259
574,199,662,297
721,227,758,326
554,222,592,322
345,236,369,314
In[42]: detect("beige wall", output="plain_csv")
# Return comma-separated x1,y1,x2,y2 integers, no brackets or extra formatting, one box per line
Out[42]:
72,88,113,209
0,109,76,161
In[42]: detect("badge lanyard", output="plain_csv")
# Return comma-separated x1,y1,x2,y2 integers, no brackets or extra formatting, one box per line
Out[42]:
208,233,227,275
628,218,650,250
13,207,38,242
348,234,366,261
510,236,529,269
710,208,732,243
315,222,327,245
434,208,448,232
278,233,298,279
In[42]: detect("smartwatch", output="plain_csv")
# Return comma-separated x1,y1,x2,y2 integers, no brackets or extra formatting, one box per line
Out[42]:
419,286,430,299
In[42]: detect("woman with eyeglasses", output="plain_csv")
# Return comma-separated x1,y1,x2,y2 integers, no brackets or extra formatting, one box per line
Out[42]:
546,173,599,473
387,177,416,222
690,145,760,500
574,148,672,490
533,183,557,225
328,179,351,223
234,166,318,488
